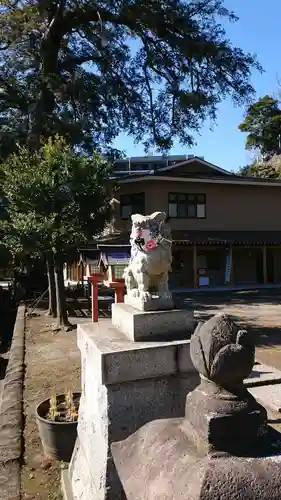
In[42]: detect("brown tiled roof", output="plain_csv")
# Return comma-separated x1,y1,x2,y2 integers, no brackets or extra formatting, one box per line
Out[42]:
117,171,281,184
79,249,100,265
94,232,130,245
92,230,281,245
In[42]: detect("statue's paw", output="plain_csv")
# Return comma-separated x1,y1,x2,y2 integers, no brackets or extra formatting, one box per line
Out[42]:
129,288,139,298
139,291,152,302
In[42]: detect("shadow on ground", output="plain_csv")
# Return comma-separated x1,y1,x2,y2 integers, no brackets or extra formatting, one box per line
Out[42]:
0,357,8,379
1,306,17,354
31,289,281,350
175,288,281,308
250,325,281,348
32,296,113,319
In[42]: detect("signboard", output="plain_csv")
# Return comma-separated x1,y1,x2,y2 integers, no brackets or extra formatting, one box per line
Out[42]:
225,255,231,283
199,276,209,287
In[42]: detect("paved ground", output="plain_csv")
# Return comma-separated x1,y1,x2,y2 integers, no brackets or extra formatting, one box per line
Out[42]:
174,289,281,368
47,288,281,369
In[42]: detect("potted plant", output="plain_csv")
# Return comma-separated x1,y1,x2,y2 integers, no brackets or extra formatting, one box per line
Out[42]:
36,389,80,462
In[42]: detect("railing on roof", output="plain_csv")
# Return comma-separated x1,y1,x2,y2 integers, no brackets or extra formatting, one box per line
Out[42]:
112,154,190,176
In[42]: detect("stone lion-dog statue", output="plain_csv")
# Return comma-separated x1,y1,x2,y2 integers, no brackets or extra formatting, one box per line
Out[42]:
123,211,172,301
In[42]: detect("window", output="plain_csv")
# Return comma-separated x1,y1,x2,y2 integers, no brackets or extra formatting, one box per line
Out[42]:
131,163,150,171
120,193,145,219
198,252,221,270
113,264,127,279
114,162,129,171
168,193,206,219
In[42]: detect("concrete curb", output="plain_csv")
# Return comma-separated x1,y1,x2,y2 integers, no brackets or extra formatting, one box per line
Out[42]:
0,304,25,500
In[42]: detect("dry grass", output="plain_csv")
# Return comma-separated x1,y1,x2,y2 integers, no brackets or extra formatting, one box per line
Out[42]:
21,313,81,500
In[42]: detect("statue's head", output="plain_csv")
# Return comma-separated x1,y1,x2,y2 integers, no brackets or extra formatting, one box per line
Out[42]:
130,212,171,252
190,313,255,388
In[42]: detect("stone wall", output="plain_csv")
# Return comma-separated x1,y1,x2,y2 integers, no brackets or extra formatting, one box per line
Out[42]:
0,305,25,500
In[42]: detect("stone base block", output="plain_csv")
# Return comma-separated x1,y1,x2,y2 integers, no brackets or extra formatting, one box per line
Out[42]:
61,469,74,500
124,294,174,312
68,321,199,500
112,303,195,341
111,418,281,500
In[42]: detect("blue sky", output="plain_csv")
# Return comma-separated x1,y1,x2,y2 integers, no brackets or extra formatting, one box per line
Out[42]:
113,1,281,172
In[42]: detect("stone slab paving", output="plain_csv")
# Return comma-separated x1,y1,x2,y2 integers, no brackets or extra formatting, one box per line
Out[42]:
249,384,281,413
245,363,281,388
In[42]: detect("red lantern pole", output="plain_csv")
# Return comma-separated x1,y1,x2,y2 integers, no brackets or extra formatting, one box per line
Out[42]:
91,281,99,322
114,283,125,303
88,274,104,323
103,279,125,304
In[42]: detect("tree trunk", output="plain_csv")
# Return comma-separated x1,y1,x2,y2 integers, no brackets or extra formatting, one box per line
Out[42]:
54,252,70,327
46,252,57,317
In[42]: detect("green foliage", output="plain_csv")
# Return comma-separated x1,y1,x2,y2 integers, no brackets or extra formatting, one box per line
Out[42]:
238,96,281,158
1,136,113,255
238,156,281,179
0,0,260,156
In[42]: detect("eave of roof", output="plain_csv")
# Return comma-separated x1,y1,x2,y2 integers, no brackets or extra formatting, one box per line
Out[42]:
91,230,281,246
118,174,281,187
173,230,281,244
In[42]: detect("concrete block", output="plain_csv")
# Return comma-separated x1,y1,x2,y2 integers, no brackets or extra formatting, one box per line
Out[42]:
112,303,195,341
61,468,74,500
68,321,199,500
177,343,195,373
124,294,174,311
77,321,193,385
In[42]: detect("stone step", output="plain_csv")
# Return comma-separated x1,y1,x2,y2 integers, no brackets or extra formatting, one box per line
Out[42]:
245,363,281,388
248,384,281,413
245,363,281,414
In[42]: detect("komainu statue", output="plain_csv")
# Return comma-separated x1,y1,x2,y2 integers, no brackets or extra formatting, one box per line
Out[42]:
123,211,172,301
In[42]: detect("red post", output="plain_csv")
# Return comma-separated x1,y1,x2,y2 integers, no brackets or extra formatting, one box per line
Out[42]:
103,280,125,304
88,273,104,323
91,282,99,322
114,284,125,303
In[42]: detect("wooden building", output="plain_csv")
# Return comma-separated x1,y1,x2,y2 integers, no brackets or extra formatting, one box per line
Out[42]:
108,156,281,289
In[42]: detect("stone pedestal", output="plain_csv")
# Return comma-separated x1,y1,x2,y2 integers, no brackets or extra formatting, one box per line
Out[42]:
111,314,281,500
124,294,174,311
66,302,197,500
112,303,194,341
111,379,281,500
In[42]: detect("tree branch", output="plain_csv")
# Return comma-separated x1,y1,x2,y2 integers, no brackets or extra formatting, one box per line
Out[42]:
142,39,157,142
62,6,119,34
59,54,102,71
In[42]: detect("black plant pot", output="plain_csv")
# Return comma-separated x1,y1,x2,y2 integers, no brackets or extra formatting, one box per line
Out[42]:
36,392,80,463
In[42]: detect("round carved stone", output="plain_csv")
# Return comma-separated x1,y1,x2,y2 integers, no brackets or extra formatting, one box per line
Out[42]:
190,313,255,387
